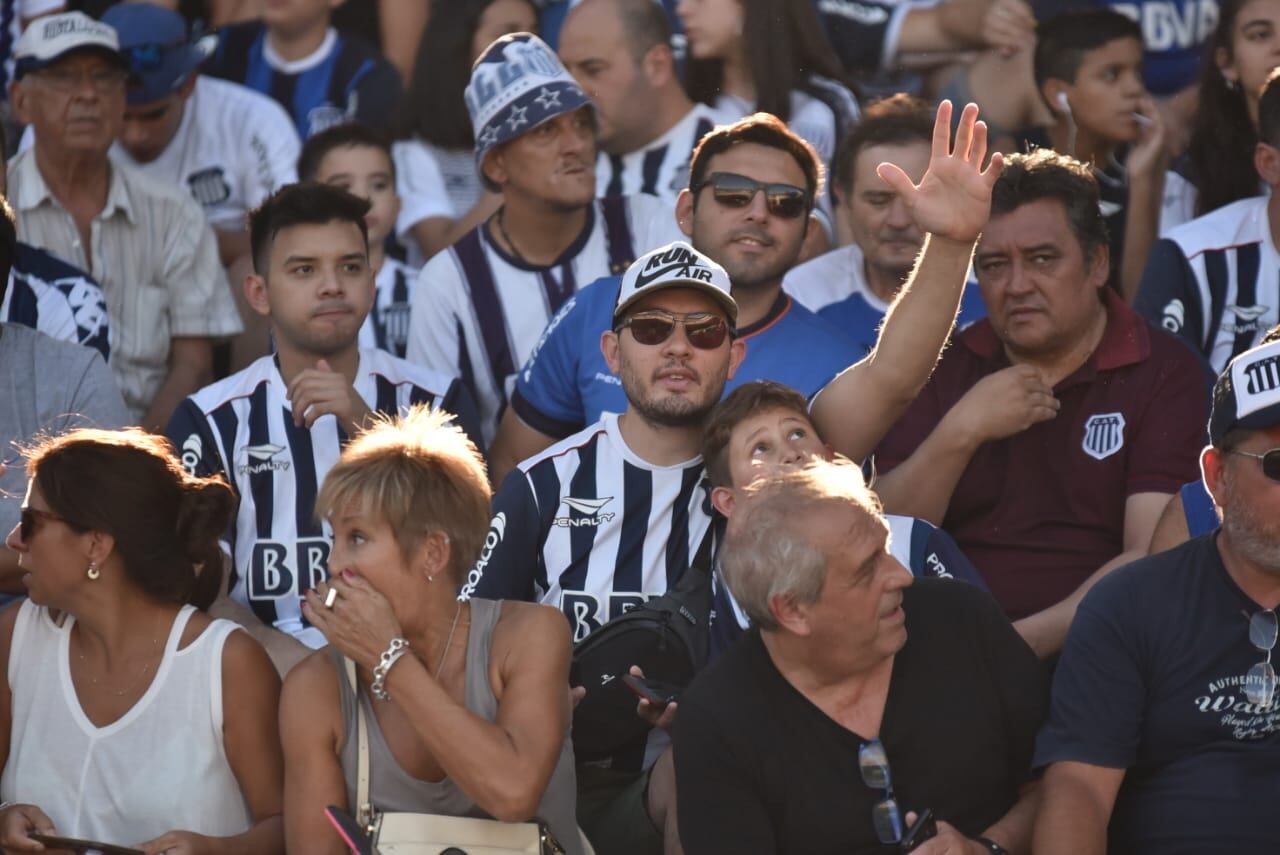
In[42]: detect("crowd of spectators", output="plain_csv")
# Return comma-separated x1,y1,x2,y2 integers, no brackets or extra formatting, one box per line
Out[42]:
0,0,1277,853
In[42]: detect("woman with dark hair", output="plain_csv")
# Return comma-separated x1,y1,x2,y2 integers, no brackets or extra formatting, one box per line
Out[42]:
677,0,860,172
280,407,582,854
1162,0,1280,233
393,0,539,263
0,429,283,855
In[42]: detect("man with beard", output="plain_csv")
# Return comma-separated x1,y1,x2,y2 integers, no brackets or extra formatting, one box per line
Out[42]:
166,183,481,670
1034,336,1280,854
462,240,741,854
406,33,679,442
490,105,989,480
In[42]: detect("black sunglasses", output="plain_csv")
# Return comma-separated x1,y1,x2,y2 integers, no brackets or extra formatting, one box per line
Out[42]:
615,310,731,349
693,171,811,219
19,506,71,543
1231,448,1280,481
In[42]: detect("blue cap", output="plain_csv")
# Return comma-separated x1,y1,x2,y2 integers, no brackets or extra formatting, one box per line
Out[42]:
102,3,213,105
464,33,592,167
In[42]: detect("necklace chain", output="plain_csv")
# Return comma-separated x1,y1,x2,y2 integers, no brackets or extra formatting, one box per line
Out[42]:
494,208,532,267
433,602,464,679
77,635,161,698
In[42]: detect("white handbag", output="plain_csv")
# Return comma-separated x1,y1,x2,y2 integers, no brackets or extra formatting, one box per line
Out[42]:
345,658,566,855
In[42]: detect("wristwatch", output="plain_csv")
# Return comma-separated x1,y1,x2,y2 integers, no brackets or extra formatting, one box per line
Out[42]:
975,838,1010,855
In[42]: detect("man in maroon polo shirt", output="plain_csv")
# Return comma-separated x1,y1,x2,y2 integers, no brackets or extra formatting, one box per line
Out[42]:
872,149,1209,658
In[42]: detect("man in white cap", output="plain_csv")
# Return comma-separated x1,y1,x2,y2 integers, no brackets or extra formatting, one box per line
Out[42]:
6,12,241,429
461,239,739,854
406,32,681,442
1035,336,1280,853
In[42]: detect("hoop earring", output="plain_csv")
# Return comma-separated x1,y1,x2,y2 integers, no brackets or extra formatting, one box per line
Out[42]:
86,561,100,581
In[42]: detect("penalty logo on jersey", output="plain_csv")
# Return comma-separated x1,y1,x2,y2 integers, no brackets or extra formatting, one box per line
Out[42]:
554,496,616,527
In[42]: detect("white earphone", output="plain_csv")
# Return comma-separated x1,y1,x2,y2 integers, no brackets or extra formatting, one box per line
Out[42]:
1055,91,1072,115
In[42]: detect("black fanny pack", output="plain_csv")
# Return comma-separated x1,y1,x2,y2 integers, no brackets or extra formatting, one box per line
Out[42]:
569,529,716,762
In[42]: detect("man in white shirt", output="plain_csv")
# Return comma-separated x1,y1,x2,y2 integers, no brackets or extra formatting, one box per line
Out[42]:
558,0,727,203
106,2,300,368
6,12,241,428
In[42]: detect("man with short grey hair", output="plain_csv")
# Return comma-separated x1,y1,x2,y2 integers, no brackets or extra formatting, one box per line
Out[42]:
674,458,1046,854
6,11,241,428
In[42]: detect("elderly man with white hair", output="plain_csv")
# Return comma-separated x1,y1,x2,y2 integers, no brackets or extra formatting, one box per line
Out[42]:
673,458,1046,855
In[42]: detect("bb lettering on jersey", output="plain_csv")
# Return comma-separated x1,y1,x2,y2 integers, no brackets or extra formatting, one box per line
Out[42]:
249,538,330,601
561,590,654,643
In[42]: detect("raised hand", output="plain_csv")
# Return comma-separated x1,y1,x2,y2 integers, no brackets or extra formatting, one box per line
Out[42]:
1125,95,1169,181
877,100,1004,244
304,572,404,672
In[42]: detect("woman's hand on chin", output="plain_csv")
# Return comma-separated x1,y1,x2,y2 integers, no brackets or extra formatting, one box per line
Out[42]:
303,572,404,671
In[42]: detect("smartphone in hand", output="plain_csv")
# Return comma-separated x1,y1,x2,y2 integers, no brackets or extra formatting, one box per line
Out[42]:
899,809,937,852
621,673,682,706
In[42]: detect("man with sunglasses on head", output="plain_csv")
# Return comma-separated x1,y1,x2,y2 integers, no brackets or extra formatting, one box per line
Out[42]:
492,102,999,482
1034,336,1280,854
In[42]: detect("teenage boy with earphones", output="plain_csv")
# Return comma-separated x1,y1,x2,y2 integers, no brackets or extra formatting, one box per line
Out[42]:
1034,10,1168,300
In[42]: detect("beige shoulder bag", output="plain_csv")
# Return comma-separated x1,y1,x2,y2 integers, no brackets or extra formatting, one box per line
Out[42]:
344,658,566,855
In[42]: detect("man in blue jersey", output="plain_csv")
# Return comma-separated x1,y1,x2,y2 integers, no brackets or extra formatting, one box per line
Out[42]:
166,183,481,672
1136,68,1280,374
490,101,1001,482
406,33,680,442
202,0,403,139
785,93,987,353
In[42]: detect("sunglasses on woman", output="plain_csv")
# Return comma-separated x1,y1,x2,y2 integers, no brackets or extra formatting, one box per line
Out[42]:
693,171,811,219
19,507,70,542
615,310,732,349
1231,448,1280,481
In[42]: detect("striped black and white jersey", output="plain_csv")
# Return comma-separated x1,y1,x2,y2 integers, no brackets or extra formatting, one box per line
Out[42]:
1,242,109,361
595,103,727,202
406,194,682,441
165,350,482,648
1135,196,1280,372
461,412,713,644
358,257,419,358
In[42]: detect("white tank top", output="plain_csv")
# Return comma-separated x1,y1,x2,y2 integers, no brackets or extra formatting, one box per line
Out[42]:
0,601,253,844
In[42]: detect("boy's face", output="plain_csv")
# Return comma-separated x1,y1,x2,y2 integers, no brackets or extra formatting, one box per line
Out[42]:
264,0,340,37
312,144,400,249
715,407,831,517
1061,36,1147,144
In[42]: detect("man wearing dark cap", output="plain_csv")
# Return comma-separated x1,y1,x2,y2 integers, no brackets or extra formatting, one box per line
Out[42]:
104,3,300,263
6,11,241,429
102,1,300,367
1035,336,1280,854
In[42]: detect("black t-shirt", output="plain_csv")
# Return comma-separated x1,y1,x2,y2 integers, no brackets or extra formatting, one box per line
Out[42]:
674,579,1047,854
1035,534,1280,854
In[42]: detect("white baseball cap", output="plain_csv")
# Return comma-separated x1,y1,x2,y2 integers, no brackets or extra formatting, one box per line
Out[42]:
14,12,125,81
614,241,737,326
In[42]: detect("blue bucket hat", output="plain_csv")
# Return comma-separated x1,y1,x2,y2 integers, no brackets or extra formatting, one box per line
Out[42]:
102,3,214,105
464,33,592,167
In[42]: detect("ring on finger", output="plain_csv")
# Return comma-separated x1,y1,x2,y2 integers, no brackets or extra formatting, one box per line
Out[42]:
324,587,338,609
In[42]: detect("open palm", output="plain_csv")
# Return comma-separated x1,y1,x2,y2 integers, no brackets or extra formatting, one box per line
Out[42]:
877,100,1003,243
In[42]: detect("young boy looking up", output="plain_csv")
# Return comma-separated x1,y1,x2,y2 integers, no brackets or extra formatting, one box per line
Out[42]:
1034,10,1167,299
701,380,989,655
299,123,419,358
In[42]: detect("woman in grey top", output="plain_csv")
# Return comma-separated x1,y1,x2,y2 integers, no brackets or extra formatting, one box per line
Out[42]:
280,406,581,854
